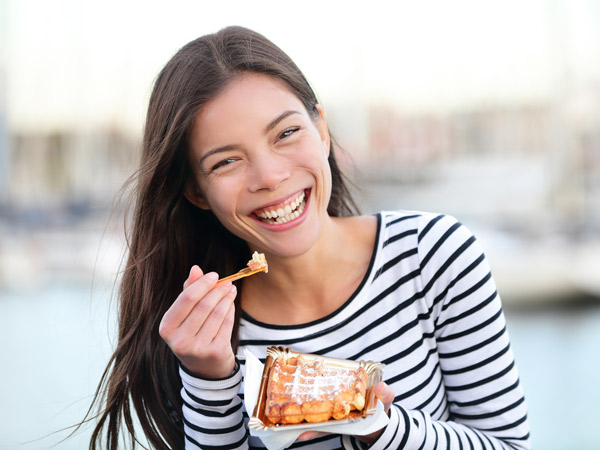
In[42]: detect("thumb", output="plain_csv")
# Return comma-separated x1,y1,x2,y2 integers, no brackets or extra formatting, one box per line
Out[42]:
183,265,204,289
374,381,394,413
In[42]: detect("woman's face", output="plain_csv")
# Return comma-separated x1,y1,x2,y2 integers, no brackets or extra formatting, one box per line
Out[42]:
187,73,332,257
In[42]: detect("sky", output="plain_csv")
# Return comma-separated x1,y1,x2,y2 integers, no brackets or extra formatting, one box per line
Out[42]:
2,0,600,133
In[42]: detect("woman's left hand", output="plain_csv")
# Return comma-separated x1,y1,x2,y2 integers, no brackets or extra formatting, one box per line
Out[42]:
297,381,395,443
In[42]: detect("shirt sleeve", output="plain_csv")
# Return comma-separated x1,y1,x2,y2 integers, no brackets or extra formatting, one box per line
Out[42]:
347,214,531,450
179,361,249,449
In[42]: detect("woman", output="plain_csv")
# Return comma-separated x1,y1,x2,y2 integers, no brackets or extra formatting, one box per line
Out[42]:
87,26,531,449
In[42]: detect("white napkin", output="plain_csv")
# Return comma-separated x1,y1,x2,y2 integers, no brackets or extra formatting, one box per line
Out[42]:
244,349,390,450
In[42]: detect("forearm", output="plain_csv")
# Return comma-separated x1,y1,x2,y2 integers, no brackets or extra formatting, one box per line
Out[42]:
179,363,249,449
370,403,529,449
344,398,529,450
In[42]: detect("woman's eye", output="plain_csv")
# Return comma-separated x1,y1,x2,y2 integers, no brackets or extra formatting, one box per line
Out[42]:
211,158,237,171
278,127,299,140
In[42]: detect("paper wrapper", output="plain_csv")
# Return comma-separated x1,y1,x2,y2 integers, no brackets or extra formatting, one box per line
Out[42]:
244,347,389,450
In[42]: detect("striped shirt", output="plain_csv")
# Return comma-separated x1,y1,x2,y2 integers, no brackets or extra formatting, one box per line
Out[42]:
180,211,531,449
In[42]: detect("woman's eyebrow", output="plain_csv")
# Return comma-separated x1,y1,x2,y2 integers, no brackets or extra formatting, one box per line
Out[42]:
265,110,301,133
198,144,237,167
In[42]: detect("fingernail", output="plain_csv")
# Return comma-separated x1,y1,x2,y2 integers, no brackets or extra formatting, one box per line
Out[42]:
377,383,390,397
384,385,392,397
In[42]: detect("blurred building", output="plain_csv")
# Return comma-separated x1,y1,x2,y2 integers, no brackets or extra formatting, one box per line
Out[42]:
2,85,599,230
2,128,138,225
361,85,600,232
0,127,137,287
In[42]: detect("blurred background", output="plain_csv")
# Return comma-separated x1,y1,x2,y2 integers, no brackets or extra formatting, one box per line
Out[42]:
1,0,599,448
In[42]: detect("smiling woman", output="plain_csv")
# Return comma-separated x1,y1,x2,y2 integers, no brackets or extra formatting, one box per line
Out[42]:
81,26,531,450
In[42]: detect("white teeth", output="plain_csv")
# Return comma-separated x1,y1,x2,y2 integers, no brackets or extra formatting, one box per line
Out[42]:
256,191,306,224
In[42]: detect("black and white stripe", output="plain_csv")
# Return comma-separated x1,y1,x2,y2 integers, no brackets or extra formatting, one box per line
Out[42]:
181,211,531,449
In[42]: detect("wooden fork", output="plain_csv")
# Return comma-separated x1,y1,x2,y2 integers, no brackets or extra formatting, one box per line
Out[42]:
216,265,268,285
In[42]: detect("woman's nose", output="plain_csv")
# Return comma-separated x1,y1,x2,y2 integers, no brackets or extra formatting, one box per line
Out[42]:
247,151,291,192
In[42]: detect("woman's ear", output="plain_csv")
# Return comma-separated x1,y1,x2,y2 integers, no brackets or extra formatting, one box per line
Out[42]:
184,182,210,210
314,104,331,157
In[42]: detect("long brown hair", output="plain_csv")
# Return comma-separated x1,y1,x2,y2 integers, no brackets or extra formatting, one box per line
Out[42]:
85,26,360,450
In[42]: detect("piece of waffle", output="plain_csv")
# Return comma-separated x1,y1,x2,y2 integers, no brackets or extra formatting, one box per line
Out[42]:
264,355,368,425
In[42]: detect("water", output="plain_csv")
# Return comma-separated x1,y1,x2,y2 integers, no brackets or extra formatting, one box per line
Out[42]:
505,303,600,449
1,283,599,449
0,282,118,450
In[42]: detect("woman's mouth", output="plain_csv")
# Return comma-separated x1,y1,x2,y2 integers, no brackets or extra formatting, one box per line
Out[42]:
253,190,307,225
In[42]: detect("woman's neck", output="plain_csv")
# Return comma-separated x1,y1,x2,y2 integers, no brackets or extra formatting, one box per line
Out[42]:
241,215,377,325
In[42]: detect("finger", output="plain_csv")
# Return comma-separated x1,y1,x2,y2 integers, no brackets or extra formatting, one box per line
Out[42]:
211,294,236,345
374,381,395,413
173,281,233,338
353,383,394,445
194,284,237,343
297,431,328,441
160,272,218,334
183,265,203,289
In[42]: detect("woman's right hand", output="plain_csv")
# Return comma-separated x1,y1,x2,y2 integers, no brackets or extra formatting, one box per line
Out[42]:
159,265,238,379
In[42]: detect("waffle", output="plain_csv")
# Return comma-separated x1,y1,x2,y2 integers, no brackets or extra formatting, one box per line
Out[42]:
264,355,368,425
247,251,268,272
